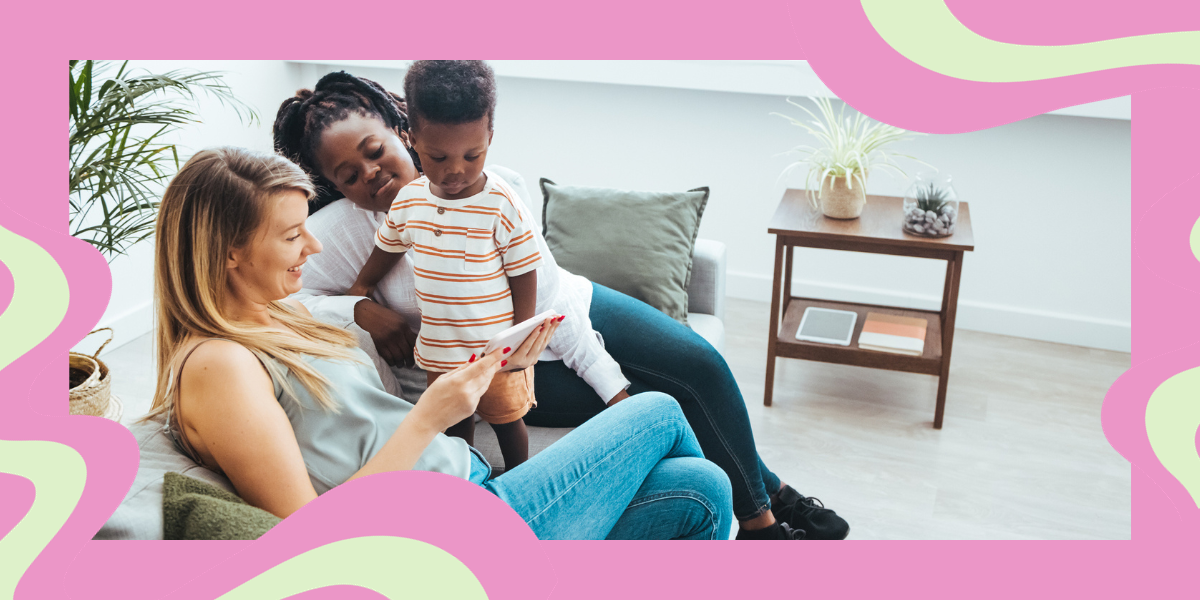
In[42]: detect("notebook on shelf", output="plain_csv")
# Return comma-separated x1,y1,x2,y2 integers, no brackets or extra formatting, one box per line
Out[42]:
858,312,927,356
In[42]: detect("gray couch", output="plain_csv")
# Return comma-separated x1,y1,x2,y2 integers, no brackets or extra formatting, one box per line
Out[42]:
97,242,726,540
473,239,726,468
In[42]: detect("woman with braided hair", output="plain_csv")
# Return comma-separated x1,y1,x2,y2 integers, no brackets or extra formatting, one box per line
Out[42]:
275,65,850,540
152,146,733,540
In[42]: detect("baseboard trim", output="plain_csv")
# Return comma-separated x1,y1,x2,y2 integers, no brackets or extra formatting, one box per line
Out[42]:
726,271,1130,352
73,276,1132,355
71,300,154,357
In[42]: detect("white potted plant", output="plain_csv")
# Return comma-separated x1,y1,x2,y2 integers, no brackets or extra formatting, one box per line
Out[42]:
774,97,924,219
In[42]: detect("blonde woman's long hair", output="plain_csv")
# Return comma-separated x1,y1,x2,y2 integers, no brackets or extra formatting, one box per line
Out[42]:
148,147,359,419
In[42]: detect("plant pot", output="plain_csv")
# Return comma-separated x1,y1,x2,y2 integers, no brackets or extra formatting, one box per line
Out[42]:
819,176,867,219
68,328,121,421
901,173,959,238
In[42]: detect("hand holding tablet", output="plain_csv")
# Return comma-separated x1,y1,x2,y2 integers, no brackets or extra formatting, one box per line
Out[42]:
483,310,562,371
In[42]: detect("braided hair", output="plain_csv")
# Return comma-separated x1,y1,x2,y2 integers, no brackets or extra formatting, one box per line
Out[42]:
273,71,421,214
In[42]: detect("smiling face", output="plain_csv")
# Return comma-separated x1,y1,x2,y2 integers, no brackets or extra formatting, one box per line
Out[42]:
226,190,323,304
409,116,493,200
315,112,421,213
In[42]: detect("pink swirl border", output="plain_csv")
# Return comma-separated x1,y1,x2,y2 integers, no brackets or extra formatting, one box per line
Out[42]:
0,1,1197,597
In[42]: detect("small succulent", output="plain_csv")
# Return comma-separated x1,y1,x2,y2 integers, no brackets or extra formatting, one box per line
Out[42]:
914,182,950,213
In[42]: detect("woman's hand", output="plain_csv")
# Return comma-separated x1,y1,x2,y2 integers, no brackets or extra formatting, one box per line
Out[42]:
503,315,563,371
354,299,418,367
350,348,505,482
410,348,506,432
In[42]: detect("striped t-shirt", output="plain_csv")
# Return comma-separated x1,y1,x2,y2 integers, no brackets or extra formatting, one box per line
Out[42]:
375,170,544,372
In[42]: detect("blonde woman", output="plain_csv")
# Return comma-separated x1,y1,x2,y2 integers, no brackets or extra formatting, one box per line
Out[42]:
145,147,732,540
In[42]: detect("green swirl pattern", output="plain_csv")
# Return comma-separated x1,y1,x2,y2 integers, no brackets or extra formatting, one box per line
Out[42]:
216,537,487,599
1145,366,1200,508
0,222,487,598
0,223,68,373
861,0,1200,82
0,441,87,599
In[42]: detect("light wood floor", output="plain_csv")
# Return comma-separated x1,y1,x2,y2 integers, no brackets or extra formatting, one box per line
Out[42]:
723,297,1130,540
103,298,1131,540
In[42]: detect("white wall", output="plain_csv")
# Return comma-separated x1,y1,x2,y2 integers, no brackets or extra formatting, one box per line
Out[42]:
336,63,1131,352
78,61,1131,355
72,60,303,356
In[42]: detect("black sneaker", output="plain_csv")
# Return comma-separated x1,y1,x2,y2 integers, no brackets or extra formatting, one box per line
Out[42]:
735,521,807,540
770,485,849,540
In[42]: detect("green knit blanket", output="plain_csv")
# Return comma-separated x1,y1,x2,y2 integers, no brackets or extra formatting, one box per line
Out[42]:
162,472,281,540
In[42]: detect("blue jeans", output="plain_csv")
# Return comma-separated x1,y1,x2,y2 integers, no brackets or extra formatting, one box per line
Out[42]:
471,393,733,540
528,283,782,522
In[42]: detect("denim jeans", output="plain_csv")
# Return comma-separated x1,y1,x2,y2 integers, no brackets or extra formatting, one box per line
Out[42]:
527,283,783,522
471,392,733,540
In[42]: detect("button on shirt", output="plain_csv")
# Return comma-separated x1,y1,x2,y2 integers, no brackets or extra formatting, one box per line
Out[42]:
292,166,631,402
375,174,545,372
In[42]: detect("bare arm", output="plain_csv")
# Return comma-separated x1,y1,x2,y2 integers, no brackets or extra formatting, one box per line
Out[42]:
349,246,403,297
179,338,504,518
348,349,505,481
178,341,319,518
507,270,537,324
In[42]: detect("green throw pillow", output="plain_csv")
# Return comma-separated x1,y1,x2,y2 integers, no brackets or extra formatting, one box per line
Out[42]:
540,179,710,324
162,471,281,540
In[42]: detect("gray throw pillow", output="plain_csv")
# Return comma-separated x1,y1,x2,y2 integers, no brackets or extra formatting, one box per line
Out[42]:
540,179,709,324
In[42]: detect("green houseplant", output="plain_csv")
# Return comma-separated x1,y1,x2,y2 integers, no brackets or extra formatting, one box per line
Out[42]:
773,96,924,219
67,60,256,418
69,60,257,260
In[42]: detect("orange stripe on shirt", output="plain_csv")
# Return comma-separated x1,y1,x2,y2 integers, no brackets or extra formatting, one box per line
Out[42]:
423,311,514,325
504,252,542,272
390,199,436,211
376,231,409,248
418,337,490,349
417,289,513,301
416,293,513,306
500,231,535,254
409,242,500,262
491,187,524,221
422,314,515,328
413,267,506,283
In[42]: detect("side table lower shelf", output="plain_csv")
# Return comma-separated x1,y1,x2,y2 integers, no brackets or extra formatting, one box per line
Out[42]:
776,297,943,376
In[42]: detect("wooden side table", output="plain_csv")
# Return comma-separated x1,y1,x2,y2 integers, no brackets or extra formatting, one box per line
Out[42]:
764,190,975,429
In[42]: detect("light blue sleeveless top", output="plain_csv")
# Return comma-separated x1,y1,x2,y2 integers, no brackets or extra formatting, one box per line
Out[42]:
166,340,490,495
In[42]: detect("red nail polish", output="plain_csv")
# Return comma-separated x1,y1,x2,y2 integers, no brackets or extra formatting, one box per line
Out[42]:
557,315,565,322
501,360,508,367
468,354,476,362
503,347,511,354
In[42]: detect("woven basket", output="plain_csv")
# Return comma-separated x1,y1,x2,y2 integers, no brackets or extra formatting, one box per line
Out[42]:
69,328,120,421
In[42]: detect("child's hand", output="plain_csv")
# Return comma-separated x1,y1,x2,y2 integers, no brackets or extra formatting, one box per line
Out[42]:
347,283,375,298
353,300,418,367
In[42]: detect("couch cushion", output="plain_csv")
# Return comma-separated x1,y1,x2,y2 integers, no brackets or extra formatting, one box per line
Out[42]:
539,179,709,325
94,416,235,540
687,312,726,354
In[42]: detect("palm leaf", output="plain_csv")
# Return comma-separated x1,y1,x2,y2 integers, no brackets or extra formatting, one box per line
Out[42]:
69,60,257,261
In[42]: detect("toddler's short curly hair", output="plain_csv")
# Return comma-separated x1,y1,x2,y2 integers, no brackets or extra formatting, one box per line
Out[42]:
403,60,497,132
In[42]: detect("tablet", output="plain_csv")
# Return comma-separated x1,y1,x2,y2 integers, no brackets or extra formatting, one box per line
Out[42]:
795,307,858,346
483,310,561,367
